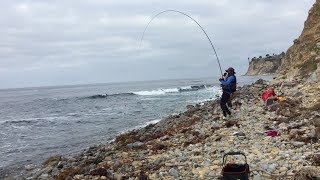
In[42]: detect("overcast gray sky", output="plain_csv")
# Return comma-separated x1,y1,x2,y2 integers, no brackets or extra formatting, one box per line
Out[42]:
0,0,315,88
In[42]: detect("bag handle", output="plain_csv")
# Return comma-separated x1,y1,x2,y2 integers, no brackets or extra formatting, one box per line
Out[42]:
222,151,247,165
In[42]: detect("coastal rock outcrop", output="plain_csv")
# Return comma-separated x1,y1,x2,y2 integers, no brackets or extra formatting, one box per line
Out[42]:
246,53,284,76
274,0,320,110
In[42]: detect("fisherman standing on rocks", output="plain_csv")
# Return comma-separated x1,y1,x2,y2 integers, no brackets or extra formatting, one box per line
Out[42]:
219,67,237,119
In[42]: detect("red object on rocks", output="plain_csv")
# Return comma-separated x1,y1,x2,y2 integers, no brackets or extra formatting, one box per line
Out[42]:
262,89,276,102
265,130,280,137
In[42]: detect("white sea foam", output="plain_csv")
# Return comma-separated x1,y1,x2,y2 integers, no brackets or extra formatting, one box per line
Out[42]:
179,86,193,90
133,87,180,96
162,88,179,93
144,119,161,126
132,119,161,130
133,90,166,96
133,85,207,96
117,119,162,137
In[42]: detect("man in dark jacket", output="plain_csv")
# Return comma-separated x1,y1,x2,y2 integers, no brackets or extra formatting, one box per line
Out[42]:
219,67,237,119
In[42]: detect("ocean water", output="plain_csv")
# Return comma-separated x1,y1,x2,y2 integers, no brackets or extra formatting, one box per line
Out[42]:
0,76,271,176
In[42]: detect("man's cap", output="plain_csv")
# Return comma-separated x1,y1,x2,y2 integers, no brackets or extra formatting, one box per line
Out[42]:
225,67,235,73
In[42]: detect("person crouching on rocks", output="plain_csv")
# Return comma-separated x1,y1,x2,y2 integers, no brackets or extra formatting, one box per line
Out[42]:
219,67,237,119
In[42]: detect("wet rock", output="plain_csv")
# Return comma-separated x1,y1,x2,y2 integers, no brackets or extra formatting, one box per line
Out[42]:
186,105,194,109
42,156,62,167
57,161,64,169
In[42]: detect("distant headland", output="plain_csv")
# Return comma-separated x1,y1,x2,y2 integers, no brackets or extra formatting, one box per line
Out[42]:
245,52,285,76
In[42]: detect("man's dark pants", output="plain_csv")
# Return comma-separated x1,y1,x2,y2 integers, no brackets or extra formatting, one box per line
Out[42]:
220,91,231,117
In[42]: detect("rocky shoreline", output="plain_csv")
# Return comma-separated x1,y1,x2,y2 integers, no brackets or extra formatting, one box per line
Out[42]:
12,79,320,179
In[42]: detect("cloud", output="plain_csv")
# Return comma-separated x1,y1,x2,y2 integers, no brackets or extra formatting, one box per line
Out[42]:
0,0,316,88
14,3,31,14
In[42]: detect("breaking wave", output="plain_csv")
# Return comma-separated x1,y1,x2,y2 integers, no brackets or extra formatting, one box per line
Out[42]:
87,84,215,98
88,93,135,99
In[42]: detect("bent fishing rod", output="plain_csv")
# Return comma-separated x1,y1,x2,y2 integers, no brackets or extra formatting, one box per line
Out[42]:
139,9,223,77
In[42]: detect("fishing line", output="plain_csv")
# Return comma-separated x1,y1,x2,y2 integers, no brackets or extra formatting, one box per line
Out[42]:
139,9,223,76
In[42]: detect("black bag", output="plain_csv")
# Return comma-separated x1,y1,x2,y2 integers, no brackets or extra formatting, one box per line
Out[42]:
221,151,250,180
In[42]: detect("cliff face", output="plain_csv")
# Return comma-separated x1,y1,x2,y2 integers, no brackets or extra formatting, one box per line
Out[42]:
275,0,320,109
276,0,320,82
245,54,283,76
